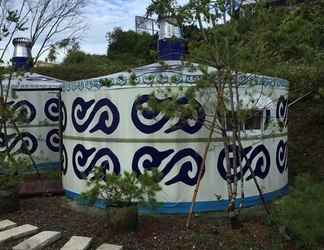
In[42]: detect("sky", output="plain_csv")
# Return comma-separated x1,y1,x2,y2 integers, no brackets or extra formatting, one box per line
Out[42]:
80,0,187,56
1,0,152,63
2,0,190,63
81,0,152,56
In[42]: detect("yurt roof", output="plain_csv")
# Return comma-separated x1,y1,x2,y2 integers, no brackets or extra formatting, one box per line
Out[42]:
64,60,289,92
3,72,63,89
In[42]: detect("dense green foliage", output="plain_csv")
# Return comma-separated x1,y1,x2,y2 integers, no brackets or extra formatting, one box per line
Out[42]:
0,155,31,190
34,28,158,81
179,2,324,99
34,61,127,81
234,2,324,98
272,174,324,249
107,28,157,64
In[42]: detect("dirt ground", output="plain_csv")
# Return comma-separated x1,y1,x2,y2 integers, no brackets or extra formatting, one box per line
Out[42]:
0,196,296,250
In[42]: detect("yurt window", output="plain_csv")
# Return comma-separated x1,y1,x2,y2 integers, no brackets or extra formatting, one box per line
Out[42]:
245,110,263,130
224,109,269,133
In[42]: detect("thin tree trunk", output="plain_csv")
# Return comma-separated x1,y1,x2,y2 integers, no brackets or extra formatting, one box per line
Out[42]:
228,78,239,224
234,76,245,211
186,109,218,229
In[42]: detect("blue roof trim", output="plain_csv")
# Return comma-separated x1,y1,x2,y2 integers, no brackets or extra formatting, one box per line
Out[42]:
64,184,288,214
13,56,32,71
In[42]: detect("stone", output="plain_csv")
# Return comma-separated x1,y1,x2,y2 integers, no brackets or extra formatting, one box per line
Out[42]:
13,231,61,250
96,243,123,250
0,220,16,231
60,236,93,250
0,224,38,244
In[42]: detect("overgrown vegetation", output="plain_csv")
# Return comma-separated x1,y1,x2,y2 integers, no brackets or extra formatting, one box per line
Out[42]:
0,156,31,190
34,28,158,81
272,174,324,249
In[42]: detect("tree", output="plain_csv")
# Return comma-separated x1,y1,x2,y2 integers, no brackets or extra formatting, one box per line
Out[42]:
27,0,87,64
0,0,34,190
0,0,30,62
107,28,157,65
146,0,273,228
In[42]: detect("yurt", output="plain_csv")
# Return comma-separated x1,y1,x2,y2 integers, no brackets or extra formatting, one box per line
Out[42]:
61,19,288,213
2,37,63,173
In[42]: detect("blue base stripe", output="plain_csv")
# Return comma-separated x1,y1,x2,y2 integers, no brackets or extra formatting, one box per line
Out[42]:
64,185,288,214
28,162,60,173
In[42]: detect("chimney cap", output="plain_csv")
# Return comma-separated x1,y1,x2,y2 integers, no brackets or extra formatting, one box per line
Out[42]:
12,37,32,47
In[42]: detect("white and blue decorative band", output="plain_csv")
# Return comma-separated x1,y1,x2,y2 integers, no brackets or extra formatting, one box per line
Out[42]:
63,72,289,93
64,184,288,214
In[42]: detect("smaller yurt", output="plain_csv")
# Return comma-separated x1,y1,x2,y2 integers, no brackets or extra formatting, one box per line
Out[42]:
1,38,63,172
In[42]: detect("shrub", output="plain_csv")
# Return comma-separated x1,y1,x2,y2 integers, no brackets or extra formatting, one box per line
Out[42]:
81,168,162,209
0,154,31,190
272,174,324,249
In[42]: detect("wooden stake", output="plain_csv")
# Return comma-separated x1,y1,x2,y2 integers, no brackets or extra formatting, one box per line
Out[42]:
186,110,218,229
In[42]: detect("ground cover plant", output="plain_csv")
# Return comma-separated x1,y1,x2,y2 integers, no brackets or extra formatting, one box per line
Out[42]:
271,174,324,249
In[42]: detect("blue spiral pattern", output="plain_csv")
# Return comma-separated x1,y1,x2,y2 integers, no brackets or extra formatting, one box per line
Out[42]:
46,129,60,152
217,144,271,182
72,97,120,135
131,95,206,134
62,145,68,175
276,96,288,129
72,144,120,180
132,146,204,186
44,98,67,130
7,100,36,123
276,140,288,174
0,132,38,155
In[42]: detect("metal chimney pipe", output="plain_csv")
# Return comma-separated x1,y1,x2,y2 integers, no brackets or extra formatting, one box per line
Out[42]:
12,37,32,70
158,17,185,61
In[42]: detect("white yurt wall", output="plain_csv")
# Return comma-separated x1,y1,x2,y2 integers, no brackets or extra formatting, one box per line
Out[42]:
62,62,289,214
2,73,63,172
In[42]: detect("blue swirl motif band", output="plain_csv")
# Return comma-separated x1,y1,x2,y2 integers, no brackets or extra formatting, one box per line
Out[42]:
72,97,120,135
276,96,288,129
62,145,68,175
132,146,204,186
0,132,38,155
7,100,36,123
276,140,288,174
217,144,271,182
44,98,67,130
132,95,206,134
72,144,121,180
